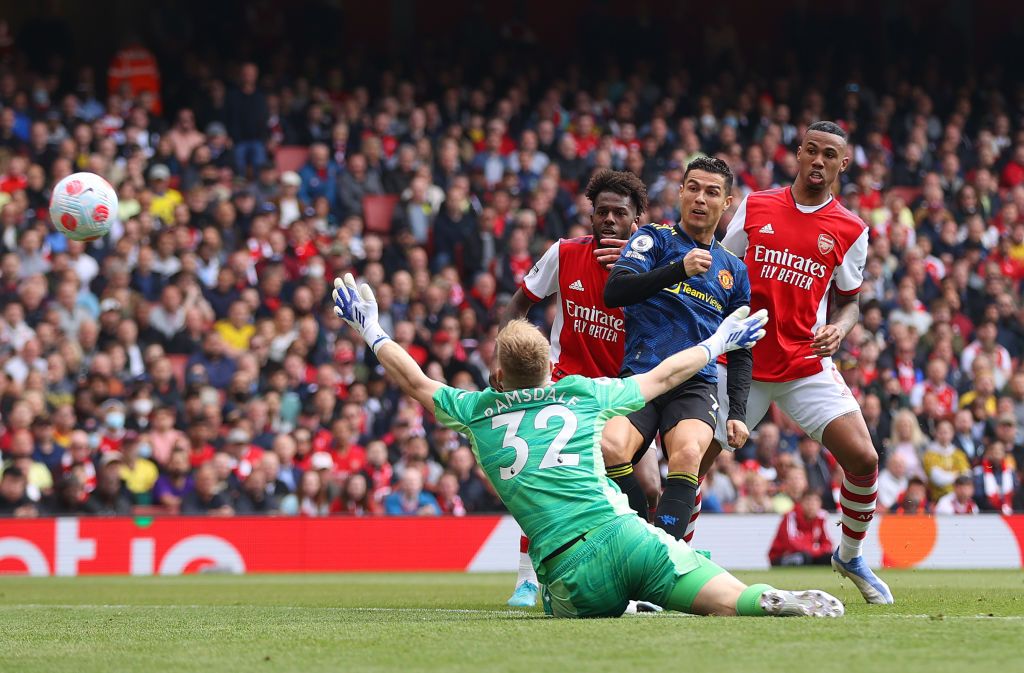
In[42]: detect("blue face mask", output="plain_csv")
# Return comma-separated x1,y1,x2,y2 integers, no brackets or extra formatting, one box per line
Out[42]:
138,443,153,459
106,412,126,430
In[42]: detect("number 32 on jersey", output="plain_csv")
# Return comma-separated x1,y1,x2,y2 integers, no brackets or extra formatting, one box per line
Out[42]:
491,405,579,479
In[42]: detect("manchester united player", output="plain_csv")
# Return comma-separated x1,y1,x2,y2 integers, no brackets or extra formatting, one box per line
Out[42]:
718,121,893,604
499,169,651,607
602,156,752,543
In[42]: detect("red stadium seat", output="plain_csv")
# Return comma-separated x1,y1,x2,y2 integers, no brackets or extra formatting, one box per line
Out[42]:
363,194,399,236
274,146,309,173
167,354,188,390
887,186,922,206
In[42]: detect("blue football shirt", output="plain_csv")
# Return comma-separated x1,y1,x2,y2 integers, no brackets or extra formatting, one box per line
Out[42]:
613,223,751,382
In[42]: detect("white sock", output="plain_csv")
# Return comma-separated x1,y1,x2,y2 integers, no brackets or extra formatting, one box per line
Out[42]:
517,552,537,585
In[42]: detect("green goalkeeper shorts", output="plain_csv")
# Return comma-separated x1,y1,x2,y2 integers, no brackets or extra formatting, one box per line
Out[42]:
537,514,727,618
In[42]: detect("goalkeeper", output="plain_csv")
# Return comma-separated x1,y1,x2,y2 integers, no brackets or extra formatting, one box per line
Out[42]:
332,274,843,618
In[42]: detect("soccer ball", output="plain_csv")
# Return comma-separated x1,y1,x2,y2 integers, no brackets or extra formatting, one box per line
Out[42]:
49,172,118,241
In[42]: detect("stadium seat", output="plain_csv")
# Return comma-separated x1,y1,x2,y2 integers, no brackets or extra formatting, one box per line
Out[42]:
888,186,922,205
274,146,309,173
167,354,189,390
363,194,399,236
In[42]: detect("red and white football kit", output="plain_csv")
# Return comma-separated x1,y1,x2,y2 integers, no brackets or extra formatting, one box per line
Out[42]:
719,186,869,440
719,186,878,566
521,236,625,381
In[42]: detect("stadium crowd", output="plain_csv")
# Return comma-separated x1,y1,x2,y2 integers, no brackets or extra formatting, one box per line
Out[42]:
0,16,1023,521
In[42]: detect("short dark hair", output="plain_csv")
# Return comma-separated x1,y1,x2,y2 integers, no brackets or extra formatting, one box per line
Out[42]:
2,466,25,480
585,169,648,216
683,156,734,193
806,120,848,142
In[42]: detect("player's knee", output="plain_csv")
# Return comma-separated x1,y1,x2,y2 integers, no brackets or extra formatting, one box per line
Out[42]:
847,446,878,475
666,442,702,472
600,432,632,465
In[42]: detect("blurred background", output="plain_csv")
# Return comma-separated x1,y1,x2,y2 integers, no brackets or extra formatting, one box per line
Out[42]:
0,0,1022,526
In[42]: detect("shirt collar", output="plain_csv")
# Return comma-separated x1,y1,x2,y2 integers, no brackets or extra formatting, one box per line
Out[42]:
674,222,716,250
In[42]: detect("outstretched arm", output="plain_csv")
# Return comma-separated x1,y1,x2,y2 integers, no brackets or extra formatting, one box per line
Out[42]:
634,307,768,401
333,274,441,413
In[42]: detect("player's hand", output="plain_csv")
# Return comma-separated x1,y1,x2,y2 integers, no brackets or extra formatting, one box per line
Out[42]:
333,273,392,353
811,324,843,358
594,223,638,269
594,238,629,269
700,306,768,359
726,420,749,449
683,248,713,277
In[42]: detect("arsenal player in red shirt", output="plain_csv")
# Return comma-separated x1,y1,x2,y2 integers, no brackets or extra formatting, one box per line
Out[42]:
498,169,650,607
720,121,893,604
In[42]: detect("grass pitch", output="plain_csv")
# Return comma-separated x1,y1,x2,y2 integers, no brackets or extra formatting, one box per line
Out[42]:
1,570,1022,673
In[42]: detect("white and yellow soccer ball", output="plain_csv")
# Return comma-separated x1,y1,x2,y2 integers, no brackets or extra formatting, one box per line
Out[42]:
49,172,118,241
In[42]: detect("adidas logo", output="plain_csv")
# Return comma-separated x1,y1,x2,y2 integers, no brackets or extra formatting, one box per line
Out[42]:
568,279,585,291
759,223,775,234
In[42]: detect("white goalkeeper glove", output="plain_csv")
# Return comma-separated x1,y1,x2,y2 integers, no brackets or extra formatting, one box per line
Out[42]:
699,306,768,361
332,273,392,354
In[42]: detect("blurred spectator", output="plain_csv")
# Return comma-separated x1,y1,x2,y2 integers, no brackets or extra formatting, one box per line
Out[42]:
973,441,1018,514
888,409,927,479
42,475,88,515
435,472,466,516
333,472,376,515
890,477,932,514
952,409,984,463
922,420,971,502
0,466,36,517
298,143,339,211
961,321,1012,389
180,463,234,516
226,63,268,177
796,437,836,511
734,473,774,514
119,433,158,504
383,469,440,516
877,453,909,511
83,453,132,515
280,469,329,516
769,491,833,566
935,475,978,514
447,446,495,512
233,467,279,514
772,467,808,515
153,448,193,511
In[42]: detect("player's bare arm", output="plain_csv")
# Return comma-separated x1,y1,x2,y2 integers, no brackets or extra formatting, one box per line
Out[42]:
812,290,858,358
333,274,441,413
500,289,536,328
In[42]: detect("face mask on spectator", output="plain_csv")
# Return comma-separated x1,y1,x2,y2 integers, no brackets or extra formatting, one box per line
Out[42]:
132,400,153,416
106,412,126,430
138,443,153,459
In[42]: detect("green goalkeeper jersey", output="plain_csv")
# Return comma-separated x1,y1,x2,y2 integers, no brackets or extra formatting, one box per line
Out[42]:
432,375,646,568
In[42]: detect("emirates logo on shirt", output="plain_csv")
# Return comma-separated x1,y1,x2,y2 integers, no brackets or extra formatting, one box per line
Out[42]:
817,234,836,255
